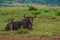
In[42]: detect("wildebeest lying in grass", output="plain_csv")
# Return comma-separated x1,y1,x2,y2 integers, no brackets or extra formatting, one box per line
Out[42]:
5,14,36,31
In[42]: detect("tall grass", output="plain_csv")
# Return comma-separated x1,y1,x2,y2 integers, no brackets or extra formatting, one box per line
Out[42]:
0,6,60,35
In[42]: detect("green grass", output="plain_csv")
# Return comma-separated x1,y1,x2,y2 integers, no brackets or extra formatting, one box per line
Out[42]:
0,7,60,36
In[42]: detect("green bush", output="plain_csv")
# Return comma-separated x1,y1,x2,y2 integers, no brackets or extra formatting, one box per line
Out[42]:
51,17,56,19
0,12,8,15
28,6,37,11
56,12,60,16
44,10,49,13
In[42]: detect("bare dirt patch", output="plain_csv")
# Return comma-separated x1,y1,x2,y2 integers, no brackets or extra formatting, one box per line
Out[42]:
0,35,60,40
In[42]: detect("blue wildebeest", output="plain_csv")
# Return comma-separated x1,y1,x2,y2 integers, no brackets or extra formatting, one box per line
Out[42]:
5,14,36,31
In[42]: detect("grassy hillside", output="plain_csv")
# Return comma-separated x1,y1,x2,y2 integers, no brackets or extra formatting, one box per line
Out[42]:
0,6,60,36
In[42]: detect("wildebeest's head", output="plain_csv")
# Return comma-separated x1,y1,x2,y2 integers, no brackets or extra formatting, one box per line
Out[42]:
23,14,36,23
23,14,37,30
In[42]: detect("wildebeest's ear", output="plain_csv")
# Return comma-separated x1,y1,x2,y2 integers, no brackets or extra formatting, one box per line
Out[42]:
32,15,37,18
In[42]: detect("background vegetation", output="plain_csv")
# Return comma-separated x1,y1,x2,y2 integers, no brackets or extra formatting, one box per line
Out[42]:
0,0,60,6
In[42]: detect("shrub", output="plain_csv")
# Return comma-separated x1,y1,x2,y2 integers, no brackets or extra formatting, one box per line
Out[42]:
0,12,8,15
44,10,49,13
28,6,37,11
51,17,56,19
56,12,60,16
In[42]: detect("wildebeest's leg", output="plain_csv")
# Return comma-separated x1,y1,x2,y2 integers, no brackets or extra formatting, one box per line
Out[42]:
13,23,19,30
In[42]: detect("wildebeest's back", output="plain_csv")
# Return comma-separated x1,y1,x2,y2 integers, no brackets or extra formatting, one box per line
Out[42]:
12,21,22,30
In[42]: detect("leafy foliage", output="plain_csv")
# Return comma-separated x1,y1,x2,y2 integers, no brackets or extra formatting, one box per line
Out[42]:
56,12,60,16
28,6,37,11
